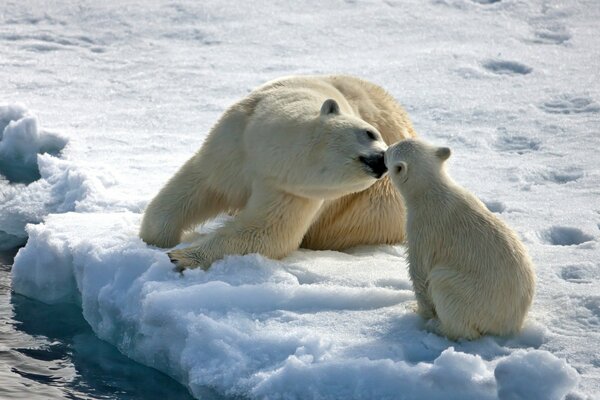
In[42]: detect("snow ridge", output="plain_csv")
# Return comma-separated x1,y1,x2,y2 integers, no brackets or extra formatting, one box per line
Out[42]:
0,105,139,250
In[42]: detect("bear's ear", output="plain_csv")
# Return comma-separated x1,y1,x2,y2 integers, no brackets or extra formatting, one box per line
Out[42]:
320,99,340,116
435,146,451,161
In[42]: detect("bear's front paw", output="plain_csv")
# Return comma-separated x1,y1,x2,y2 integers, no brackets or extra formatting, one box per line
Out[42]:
167,248,210,272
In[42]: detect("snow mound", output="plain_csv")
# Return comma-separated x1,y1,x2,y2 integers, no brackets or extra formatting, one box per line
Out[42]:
495,350,579,400
11,212,580,399
0,104,67,184
0,154,132,250
0,104,140,251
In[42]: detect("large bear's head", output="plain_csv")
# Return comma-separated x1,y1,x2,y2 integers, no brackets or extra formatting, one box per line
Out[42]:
289,98,388,199
384,139,451,198
250,96,389,199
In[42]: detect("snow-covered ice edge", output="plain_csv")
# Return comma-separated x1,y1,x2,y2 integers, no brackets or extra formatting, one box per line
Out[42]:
10,212,580,400
0,105,140,250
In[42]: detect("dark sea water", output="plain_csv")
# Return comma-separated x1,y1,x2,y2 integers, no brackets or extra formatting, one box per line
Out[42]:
0,248,226,400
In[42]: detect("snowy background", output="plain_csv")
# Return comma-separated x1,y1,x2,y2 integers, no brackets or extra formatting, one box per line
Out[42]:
1,0,599,399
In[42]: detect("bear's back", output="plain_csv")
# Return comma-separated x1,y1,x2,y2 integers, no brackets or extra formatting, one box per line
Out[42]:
244,75,416,144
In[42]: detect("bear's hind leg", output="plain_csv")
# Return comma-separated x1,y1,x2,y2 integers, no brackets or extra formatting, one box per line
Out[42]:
301,178,406,250
428,266,482,341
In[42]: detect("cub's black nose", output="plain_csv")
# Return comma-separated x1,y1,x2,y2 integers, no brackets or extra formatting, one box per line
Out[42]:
359,152,387,178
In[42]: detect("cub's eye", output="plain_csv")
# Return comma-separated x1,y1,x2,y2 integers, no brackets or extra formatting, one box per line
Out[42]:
365,130,377,140
396,165,403,173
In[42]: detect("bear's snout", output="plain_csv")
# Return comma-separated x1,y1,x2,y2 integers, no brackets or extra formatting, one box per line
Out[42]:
360,152,387,178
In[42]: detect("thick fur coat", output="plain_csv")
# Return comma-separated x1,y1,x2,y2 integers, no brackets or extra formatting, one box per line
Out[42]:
385,139,535,340
140,75,416,269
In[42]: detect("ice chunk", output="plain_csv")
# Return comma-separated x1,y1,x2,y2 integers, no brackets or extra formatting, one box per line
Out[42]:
495,350,579,400
11,221,77,303
0,105,139,250
0,104,67,184
0,154,130,250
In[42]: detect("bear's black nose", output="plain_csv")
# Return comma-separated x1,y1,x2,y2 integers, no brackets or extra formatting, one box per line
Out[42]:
359,152,387,178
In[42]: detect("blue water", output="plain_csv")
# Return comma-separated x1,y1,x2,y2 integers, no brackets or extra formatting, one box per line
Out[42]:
0,248,228,400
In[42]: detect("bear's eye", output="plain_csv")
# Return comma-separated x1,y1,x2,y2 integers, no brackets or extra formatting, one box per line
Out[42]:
365,130,376,140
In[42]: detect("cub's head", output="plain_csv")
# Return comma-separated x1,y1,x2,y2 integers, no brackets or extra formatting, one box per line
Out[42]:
384,139,451,197
309,98,388,197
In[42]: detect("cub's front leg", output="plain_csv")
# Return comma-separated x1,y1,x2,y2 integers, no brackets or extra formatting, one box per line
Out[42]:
168,185,323,270
408,253,436,319
415,288,436,320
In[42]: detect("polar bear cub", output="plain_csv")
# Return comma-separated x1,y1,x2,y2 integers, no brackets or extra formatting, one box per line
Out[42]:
385,139,535,340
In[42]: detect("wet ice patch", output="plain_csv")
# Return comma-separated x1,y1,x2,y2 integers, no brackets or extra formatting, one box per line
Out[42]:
0,104,67,184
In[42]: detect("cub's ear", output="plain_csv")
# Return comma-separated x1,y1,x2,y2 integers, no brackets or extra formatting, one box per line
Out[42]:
320,99,340,116
435,146,451,161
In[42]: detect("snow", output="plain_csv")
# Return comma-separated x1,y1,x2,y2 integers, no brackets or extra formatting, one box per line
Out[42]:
0,104,67,184
495,350,580,400
9,212,580,399
2,0,599,399
0,106,141,251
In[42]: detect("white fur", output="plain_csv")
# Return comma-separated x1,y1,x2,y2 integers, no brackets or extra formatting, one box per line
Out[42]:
385,139,535,340
140,75,414,269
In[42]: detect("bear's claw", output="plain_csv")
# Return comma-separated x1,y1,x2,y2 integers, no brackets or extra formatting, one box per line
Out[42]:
167,251,183,272
167,249,194,272
167,248,210,271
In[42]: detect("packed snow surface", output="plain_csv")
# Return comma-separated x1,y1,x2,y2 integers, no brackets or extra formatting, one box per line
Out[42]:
2,0,599,399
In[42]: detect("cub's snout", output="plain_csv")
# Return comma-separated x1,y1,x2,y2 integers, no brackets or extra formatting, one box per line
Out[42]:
360,152,387,178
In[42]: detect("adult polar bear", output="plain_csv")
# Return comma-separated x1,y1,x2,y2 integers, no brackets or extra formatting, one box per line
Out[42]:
140,75,416,269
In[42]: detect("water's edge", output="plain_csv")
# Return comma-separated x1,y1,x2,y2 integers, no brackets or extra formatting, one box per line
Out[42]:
0,246,203,400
